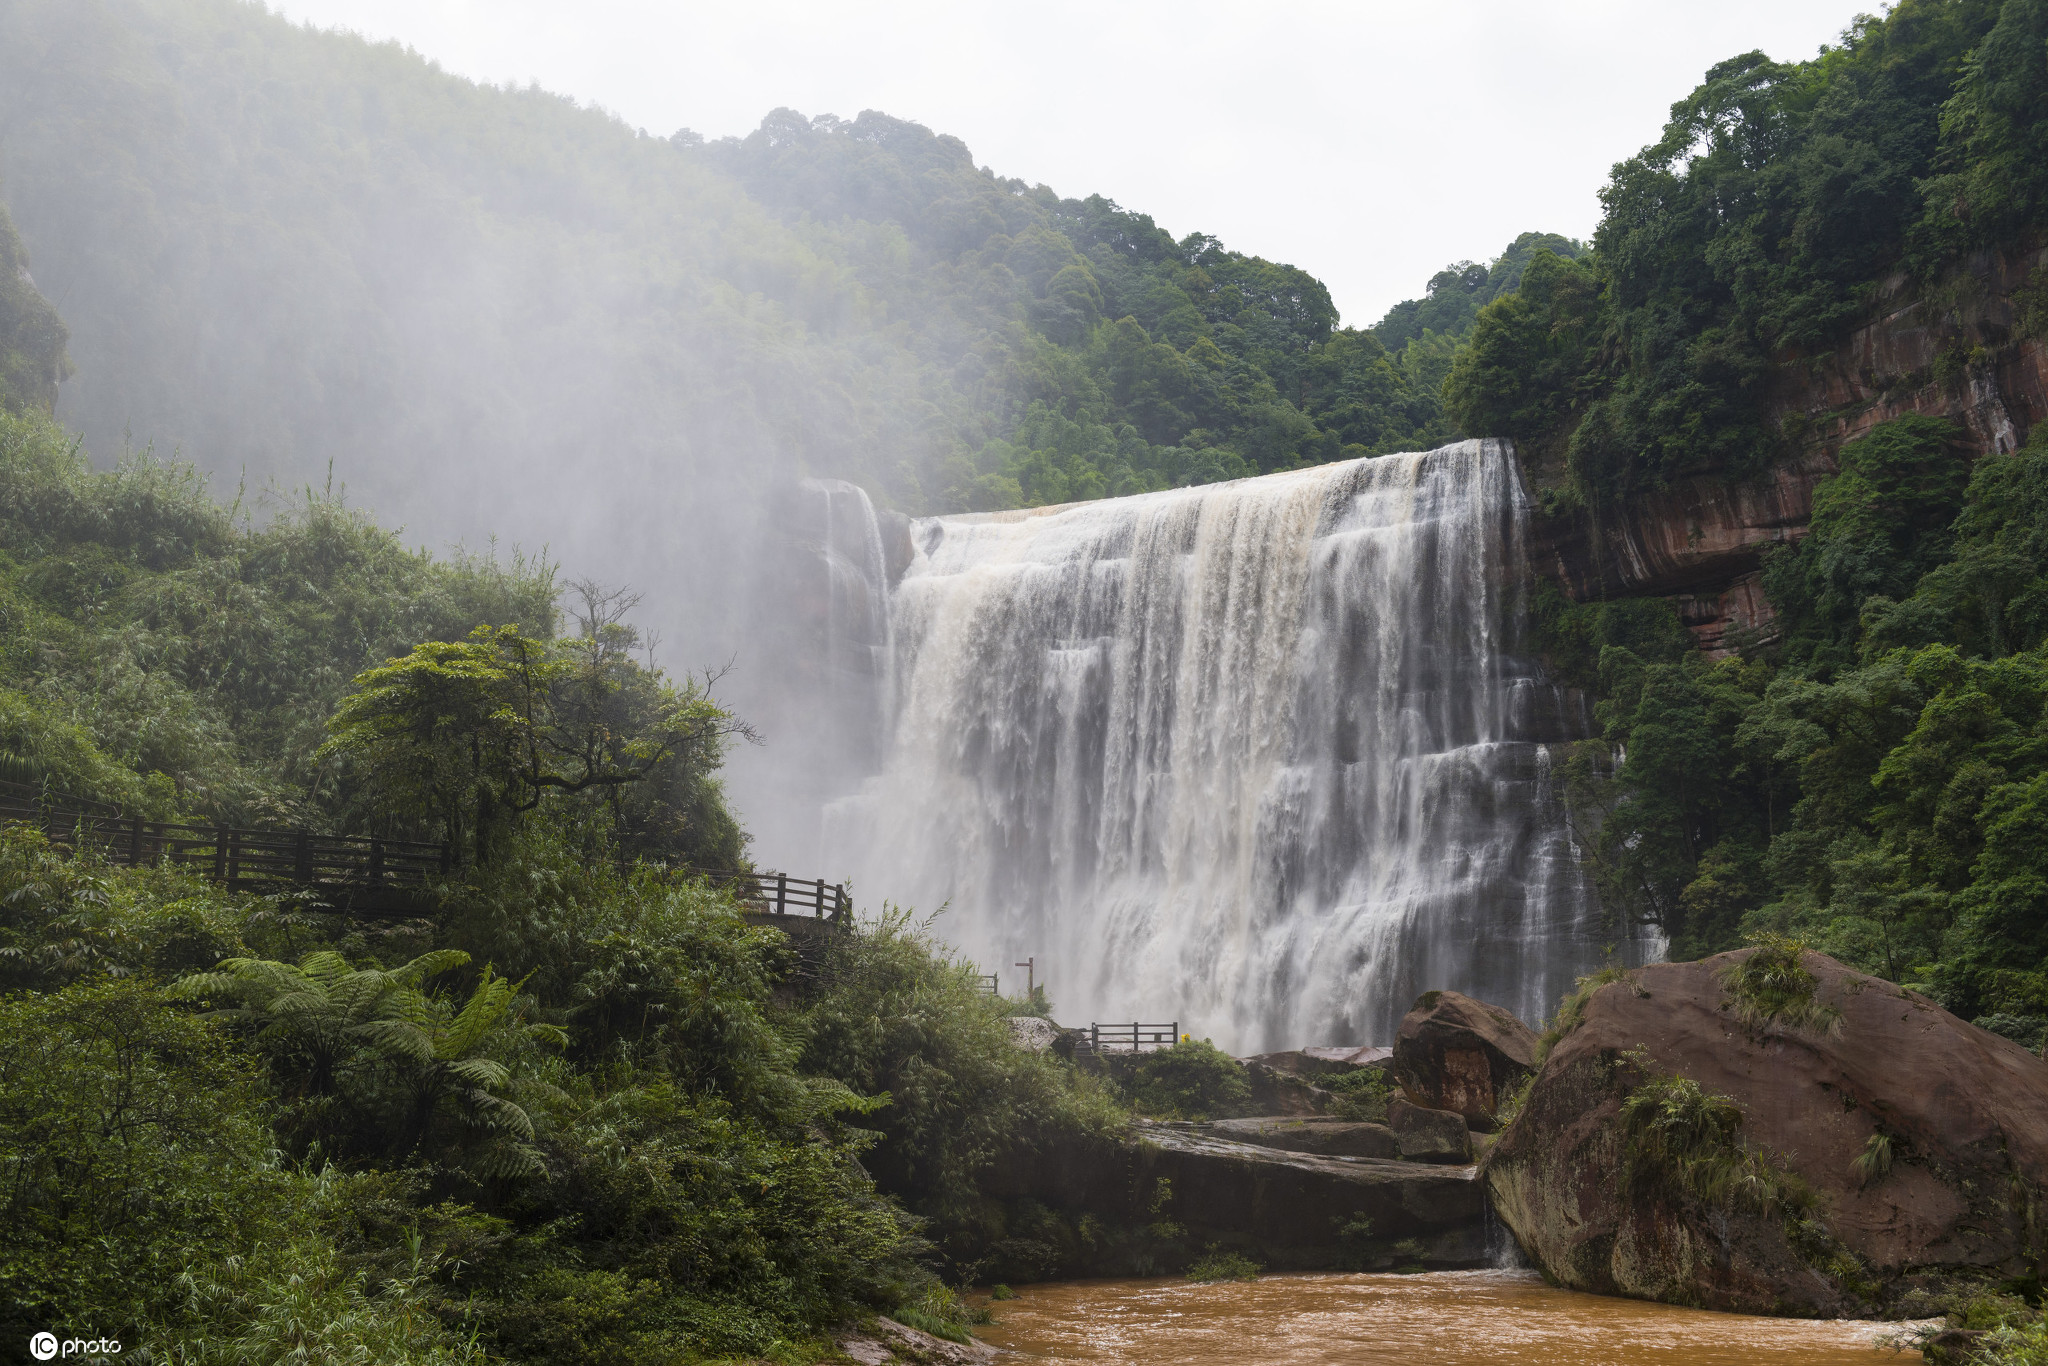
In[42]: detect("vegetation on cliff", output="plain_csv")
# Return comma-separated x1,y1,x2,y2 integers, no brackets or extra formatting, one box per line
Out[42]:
1557,419,2048,1034
1446,0,2044,506
1433,0,2048,1061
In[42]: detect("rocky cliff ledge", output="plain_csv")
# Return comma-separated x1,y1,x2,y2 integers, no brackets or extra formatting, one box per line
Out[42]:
982,1114,1491,1277
1534,243,2048,652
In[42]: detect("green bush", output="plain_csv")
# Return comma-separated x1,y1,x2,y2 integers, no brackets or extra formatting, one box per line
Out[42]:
1324,1065,1401,1122
1185,1247,1262,1282
801,909,1125,1268
1121,1038,1254,1121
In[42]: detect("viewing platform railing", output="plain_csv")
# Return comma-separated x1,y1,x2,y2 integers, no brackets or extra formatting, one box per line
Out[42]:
1087,1021,1181,1054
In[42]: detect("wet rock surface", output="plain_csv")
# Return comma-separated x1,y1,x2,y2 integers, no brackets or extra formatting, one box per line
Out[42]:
1392,990,1539,1130
1205,1115,1401,1159
986,1119,1489,1274
1387,1098,1473,1163
836,1318,994,1364
1239,1058,1336,1116
1486,949,2048,1317
1135,1121,1488,1269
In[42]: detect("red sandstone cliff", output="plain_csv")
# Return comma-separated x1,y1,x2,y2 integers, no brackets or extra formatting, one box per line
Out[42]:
1532,243,2048,653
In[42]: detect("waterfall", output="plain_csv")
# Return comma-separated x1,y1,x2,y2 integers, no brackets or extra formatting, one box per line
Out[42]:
815,440,1643,1052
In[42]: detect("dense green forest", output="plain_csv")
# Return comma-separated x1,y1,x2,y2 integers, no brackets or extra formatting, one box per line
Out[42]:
1442,0,2048,1056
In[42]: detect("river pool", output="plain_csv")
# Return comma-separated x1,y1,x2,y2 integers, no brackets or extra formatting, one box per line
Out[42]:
975,1270,1917,1364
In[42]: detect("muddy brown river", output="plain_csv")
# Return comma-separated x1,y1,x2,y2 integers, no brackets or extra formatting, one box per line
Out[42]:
976,1271,1915,1364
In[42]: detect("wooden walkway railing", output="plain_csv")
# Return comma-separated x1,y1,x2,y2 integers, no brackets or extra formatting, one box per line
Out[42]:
680,867,852,926
0,783,450,895
1088,1021,1181,1054
1,781,849,924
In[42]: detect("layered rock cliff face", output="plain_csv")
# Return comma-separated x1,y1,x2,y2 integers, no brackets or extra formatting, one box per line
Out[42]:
1533,243,2048,652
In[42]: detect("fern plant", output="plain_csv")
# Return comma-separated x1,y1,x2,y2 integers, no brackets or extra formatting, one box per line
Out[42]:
174,948,565,1176
1618,1053,1817,1220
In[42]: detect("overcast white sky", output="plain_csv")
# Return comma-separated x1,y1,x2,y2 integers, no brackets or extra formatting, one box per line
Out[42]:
265,0,1871,325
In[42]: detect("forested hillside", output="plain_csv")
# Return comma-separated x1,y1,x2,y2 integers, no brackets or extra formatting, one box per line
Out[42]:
0,237,1150,1358
1445,0,2048,1049
0,0,1557,599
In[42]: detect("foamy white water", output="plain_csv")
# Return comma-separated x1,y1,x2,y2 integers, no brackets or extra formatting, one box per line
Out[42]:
817,441,1646,1051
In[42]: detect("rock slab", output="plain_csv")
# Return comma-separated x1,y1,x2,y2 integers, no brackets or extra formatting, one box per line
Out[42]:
987,1120,1488,1273
1205,1115,1401,1159
1392,990,1539,1130
1486,950,2048,1317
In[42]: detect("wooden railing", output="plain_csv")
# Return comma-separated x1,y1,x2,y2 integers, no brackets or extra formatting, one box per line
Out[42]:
0,783,450,893
1088,1021,1181,1054
1,781,852,926
679,867,851,926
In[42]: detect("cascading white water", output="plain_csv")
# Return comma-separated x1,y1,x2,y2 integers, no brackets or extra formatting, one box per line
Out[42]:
818,440,1641,1052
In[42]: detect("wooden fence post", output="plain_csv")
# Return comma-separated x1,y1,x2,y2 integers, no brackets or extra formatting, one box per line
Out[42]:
213,828,227,882
294,829,312,883
775,872,787,916
127,816,141,868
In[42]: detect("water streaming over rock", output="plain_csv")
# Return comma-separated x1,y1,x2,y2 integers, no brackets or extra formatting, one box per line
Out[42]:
807,440,1647,1051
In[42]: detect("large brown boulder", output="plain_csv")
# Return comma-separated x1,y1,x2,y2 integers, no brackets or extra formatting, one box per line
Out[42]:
1486,950,2048,1318
1392,990,1539,1130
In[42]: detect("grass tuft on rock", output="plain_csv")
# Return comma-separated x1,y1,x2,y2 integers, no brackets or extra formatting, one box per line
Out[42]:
1851,1132,1894,1188
1324,1065,1401,1122
1617,1050,1819,1220
1536,964,1646,1061
1720,934,1843,1039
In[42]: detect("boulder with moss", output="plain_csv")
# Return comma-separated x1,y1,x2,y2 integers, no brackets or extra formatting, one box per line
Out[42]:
1392,989,1539,1131
1486,942,2048,1317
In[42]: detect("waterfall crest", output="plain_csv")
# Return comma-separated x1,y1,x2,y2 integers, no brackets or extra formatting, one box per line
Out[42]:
820,440,1637,1051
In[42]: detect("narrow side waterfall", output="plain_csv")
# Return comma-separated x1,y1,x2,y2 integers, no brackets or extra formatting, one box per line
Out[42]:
815,440,1642,1052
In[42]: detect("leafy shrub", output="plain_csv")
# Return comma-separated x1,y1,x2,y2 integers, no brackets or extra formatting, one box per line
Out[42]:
173,948,566,1177
802,909,1126,1264
1186,1247,1262,1282
1122,1038,1254,1120
1975,1012,2048,1052
1324,1064,1400,1122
